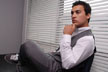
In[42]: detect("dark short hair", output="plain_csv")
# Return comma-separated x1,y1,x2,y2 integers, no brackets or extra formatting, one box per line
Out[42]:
72,1,91,22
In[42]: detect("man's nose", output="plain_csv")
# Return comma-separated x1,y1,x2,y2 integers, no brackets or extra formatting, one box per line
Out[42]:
72,13,76,19
72,13,76,18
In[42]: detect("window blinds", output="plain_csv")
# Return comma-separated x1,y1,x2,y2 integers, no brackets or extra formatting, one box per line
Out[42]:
58,0,108,72
26,0,59,52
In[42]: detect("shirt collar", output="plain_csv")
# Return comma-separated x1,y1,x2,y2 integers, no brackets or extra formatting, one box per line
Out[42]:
72,27,91,37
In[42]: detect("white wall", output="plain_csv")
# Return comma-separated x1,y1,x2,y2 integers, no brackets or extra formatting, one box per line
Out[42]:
0,0,24,54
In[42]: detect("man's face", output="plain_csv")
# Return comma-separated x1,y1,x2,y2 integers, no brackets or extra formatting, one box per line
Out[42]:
71,5,90,28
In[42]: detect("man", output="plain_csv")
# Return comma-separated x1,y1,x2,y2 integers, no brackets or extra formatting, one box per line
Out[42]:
5,1,95,72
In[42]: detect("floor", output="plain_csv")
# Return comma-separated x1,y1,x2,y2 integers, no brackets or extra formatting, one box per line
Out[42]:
0,55,16,72
0,54,36,72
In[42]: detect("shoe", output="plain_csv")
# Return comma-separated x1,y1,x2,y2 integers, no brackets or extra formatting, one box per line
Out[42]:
4,53,19,64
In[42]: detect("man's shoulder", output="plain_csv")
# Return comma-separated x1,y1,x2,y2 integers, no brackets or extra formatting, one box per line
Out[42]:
78,35,94,42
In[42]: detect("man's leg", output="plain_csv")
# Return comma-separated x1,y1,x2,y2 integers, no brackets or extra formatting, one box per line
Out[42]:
19,40,62,72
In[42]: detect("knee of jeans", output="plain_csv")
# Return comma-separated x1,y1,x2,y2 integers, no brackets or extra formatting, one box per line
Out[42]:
21,40,37,52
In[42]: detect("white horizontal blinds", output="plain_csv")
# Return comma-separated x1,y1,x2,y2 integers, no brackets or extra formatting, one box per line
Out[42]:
55,0,64,44
86,0,108,72
26,0,59,52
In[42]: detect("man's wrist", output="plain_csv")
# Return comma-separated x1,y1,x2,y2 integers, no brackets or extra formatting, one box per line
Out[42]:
63,34,71,42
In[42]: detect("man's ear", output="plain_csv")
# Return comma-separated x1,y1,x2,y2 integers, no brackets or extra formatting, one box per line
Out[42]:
87,13,91,19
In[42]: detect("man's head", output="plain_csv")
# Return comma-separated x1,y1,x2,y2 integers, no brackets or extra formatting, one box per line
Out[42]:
71,1,91,28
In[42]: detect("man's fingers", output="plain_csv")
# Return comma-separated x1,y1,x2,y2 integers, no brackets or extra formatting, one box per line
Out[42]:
63,24,76,35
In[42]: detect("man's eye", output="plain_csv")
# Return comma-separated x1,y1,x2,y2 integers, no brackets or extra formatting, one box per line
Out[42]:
76,10,81,14
71,11,73,15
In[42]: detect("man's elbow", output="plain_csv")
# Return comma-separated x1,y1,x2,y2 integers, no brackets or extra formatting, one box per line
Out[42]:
62,64,70,69
62,62,76,70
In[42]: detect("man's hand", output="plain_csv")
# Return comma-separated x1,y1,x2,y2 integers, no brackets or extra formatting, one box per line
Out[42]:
63,24,76,35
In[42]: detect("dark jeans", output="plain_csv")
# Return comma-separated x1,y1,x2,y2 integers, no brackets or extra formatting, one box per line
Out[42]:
19,40,62,72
